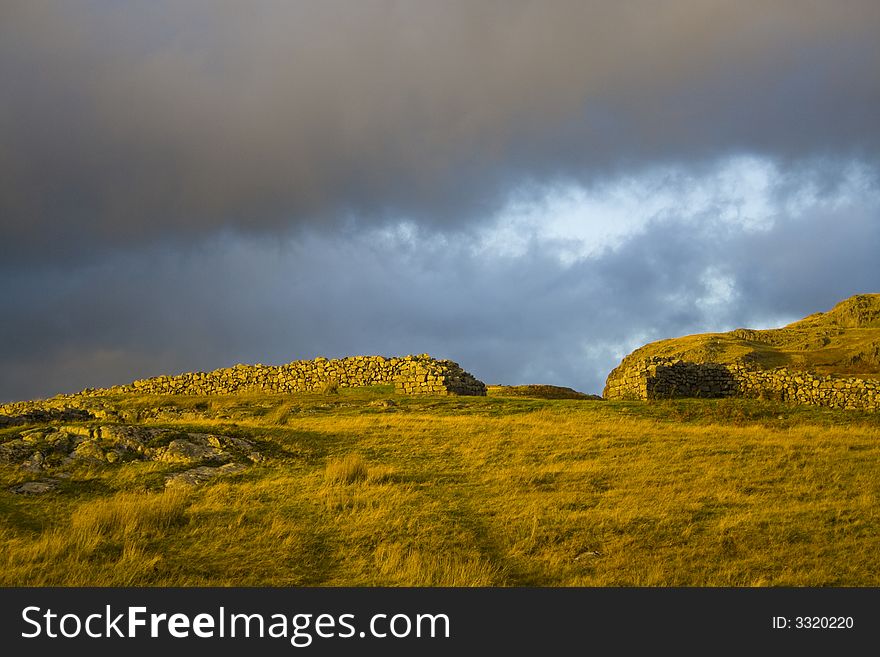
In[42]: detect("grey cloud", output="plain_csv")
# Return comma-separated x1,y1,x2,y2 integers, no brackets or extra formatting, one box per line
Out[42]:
3,186,877,403
2,0,880,262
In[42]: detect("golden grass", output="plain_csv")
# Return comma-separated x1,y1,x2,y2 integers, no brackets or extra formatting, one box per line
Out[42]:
325,453,369,484
619,297,880,378
1,391,878,586
325,453,396,486
0,489,190,586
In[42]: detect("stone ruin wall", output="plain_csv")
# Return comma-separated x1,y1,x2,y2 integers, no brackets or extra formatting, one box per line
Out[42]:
603,357,880,411
0,355,486,415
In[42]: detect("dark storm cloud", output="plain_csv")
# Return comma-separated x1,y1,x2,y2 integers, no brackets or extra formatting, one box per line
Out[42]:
3,186,878,402
2,0,879,261
3,2,880,403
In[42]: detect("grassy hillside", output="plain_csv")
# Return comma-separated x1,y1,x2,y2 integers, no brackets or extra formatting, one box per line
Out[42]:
613,293,880,378
2,386,878,586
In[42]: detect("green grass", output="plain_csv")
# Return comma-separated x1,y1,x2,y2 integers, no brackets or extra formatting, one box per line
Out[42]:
1,388,878,586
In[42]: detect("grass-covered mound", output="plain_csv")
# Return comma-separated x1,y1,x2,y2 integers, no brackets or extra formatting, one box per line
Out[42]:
487,384,601,400
613,293,880,379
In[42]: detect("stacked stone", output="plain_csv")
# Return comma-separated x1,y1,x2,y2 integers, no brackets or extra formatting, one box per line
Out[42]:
603,359,650,400
728,365,880,410
603,357,880,411
645,360,739,399
392,359,487,396
1,355,487,406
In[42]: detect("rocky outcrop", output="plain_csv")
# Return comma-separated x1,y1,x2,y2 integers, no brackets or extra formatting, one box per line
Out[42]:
164,463,247,488
0,408,91,428
2,424,262,493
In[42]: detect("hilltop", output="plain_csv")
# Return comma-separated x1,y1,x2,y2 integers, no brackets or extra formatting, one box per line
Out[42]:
610,294,880,380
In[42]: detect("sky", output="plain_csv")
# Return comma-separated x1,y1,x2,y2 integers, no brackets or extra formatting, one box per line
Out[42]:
2,0,879,401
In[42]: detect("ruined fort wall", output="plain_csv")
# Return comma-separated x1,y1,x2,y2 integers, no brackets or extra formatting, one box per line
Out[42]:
0,355,486,415
604,357,880,410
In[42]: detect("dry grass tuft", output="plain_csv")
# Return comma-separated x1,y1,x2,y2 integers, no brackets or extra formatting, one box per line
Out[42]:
373,543,502,586
69,489,189,539
325,453,369,484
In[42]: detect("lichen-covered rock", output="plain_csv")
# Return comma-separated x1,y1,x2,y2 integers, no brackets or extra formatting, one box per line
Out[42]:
0,439,35,463
0,424,262,471
0,408,92,428
11,480,57,495
153,437,227,464
203,434,264,463
22,451,46,472
96,425,149,456
164,462,246,488
72,439,106,462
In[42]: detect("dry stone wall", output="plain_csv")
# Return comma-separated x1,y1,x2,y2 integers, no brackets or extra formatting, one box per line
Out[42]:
82,354,486,398
604,357,880,411
0,355,486,413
